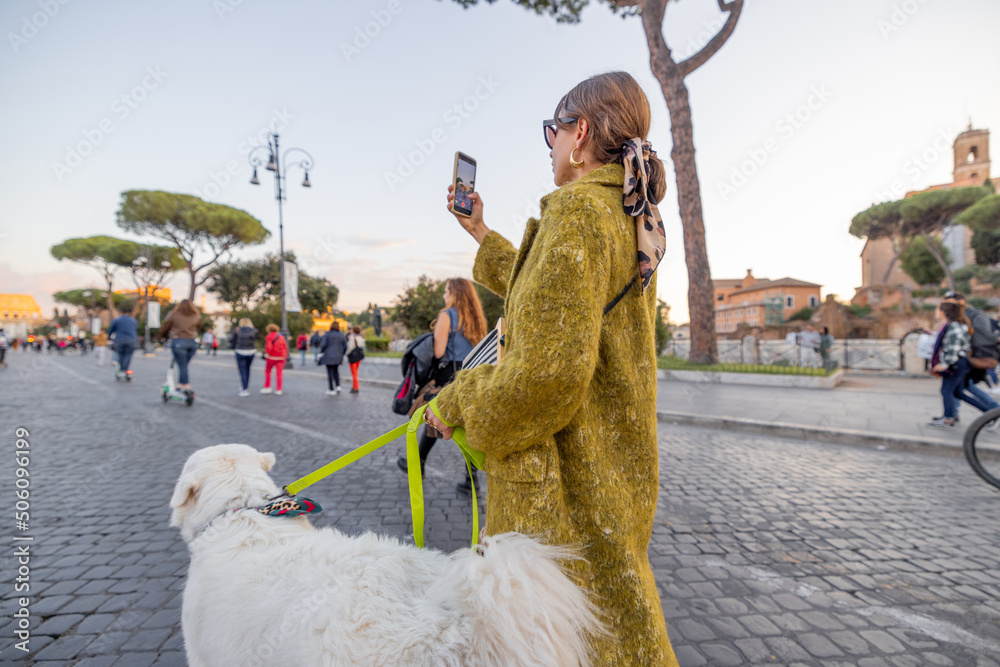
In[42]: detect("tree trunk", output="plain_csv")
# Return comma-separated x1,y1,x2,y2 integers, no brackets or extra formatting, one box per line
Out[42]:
188,266,197,301
922,237,955,290
650,59,717,363
880,238,909,285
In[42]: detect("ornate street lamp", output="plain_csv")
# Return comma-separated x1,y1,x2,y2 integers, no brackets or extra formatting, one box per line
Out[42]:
249,132,314,369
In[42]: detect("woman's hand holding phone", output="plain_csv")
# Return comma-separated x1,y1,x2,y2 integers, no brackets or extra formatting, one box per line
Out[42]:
447,185,490,245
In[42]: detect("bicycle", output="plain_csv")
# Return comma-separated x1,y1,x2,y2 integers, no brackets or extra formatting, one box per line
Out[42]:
963,407,1000,491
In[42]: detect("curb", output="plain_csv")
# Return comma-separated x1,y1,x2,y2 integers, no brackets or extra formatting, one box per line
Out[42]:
656,410,963,457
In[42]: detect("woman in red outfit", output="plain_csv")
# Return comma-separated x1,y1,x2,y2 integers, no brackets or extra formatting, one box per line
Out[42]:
261,323,288,395
346,325,366,394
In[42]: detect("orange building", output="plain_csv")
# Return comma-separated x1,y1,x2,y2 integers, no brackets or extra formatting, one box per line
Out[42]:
713,270,822,334
857,125,1000,301
0,294,45,338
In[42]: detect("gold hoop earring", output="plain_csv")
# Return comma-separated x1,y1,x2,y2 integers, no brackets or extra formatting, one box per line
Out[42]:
569,149,585,169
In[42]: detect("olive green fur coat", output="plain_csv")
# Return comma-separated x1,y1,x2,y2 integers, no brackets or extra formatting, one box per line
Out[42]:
435,163,677,666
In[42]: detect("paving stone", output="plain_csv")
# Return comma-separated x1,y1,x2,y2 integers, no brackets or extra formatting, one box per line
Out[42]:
112,652,160,667
860,629,906,654
700,643,744,666
33,613,85,636
10,355,1000,666
798,632,845,658
31,633,96,661
673,644,707,667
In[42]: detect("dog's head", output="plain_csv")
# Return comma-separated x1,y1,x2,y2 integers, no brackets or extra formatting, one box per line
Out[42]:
170,444,280,542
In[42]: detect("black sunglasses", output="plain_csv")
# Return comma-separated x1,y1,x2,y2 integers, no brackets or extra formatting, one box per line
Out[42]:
542,117,578,149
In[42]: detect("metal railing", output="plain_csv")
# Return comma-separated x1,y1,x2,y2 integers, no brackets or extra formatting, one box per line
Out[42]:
662,338,903,371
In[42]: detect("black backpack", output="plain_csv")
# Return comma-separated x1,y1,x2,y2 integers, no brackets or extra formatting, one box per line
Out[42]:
392,360,419,415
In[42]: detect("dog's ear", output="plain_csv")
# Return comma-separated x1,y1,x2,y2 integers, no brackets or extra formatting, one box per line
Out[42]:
170,473,200,511
260,452,276,472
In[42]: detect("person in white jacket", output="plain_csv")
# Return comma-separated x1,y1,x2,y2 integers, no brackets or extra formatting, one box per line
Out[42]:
345,326,366,394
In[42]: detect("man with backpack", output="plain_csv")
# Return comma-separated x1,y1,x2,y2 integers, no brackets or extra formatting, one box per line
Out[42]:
945,291,1000,401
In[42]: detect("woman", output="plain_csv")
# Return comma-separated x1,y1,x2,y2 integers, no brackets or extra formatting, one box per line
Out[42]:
319,322,347,395
396,278,487,494
819,326,834,370
296,331,310,367
345,325,366,394
426,72,676,664
929,301,999,427
159,299,202,393
261,323,288,395
229,318,258,397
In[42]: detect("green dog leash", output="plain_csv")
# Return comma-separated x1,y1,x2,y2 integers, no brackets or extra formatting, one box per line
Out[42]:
283,398,485,548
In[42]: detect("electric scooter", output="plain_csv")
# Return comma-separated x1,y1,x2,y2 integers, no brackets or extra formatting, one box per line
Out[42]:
162,358,194,406
115,368,133,382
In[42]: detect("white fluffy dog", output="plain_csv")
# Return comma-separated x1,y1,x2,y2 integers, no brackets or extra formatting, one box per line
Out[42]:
170,444,602,666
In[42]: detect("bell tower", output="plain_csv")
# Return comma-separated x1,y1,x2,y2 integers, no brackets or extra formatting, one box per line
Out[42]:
953,124,990,184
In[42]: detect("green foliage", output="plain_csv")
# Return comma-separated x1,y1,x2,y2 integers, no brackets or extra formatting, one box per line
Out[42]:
851,186,991,245
787,306,814,322
229,302,314,348
656,356,832,376
393,276,502,338
364,336,391,352
900,235,950,286
50,235,142,267
394,275,447,337
298,269,339,314
849,304,872,318
956,193,1000,232
970,297,989,311
971,226,1000,266
207,252,338,316
52,289,130,311
476,284,504,329
655,299,670,354
116,190,270,298
445,0,592,23
850,200,904,239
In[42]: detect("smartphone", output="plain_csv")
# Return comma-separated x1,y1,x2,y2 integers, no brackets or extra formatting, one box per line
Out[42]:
451,151,477,217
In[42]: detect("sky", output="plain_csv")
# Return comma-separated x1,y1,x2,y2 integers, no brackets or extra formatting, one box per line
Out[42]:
1,0,999,323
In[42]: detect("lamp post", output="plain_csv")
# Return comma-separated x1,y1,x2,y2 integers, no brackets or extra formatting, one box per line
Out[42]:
249,132,313,370
132,256,152,353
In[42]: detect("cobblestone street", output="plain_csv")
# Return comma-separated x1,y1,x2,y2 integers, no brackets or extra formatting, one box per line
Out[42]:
2,350,999,666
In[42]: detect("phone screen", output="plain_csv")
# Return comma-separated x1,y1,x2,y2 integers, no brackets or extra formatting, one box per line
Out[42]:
454,154,476,216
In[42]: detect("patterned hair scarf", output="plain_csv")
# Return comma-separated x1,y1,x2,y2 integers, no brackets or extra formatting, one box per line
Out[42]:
622,137,666,293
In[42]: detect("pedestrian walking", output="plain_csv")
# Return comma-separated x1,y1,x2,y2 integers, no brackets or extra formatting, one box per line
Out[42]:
424,71,677,664
946,291,1000,394
211,335,218,356
94,330,109,366
261,323,288,395
108,308,139,378
929,301,1000,427
202,330,215,354
345,326,366,394
396,278,486,493
309,330,322,363
819,326,834,370
0,328,8,368
229,318,258,397
800,323,821,368
318,322,347,395
159,299,202,393
296,331,309,367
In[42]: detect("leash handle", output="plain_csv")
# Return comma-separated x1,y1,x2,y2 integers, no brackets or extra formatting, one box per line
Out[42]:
283,399,485,550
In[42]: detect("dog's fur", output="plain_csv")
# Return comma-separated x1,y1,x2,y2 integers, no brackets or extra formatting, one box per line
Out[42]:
170,444,602,666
